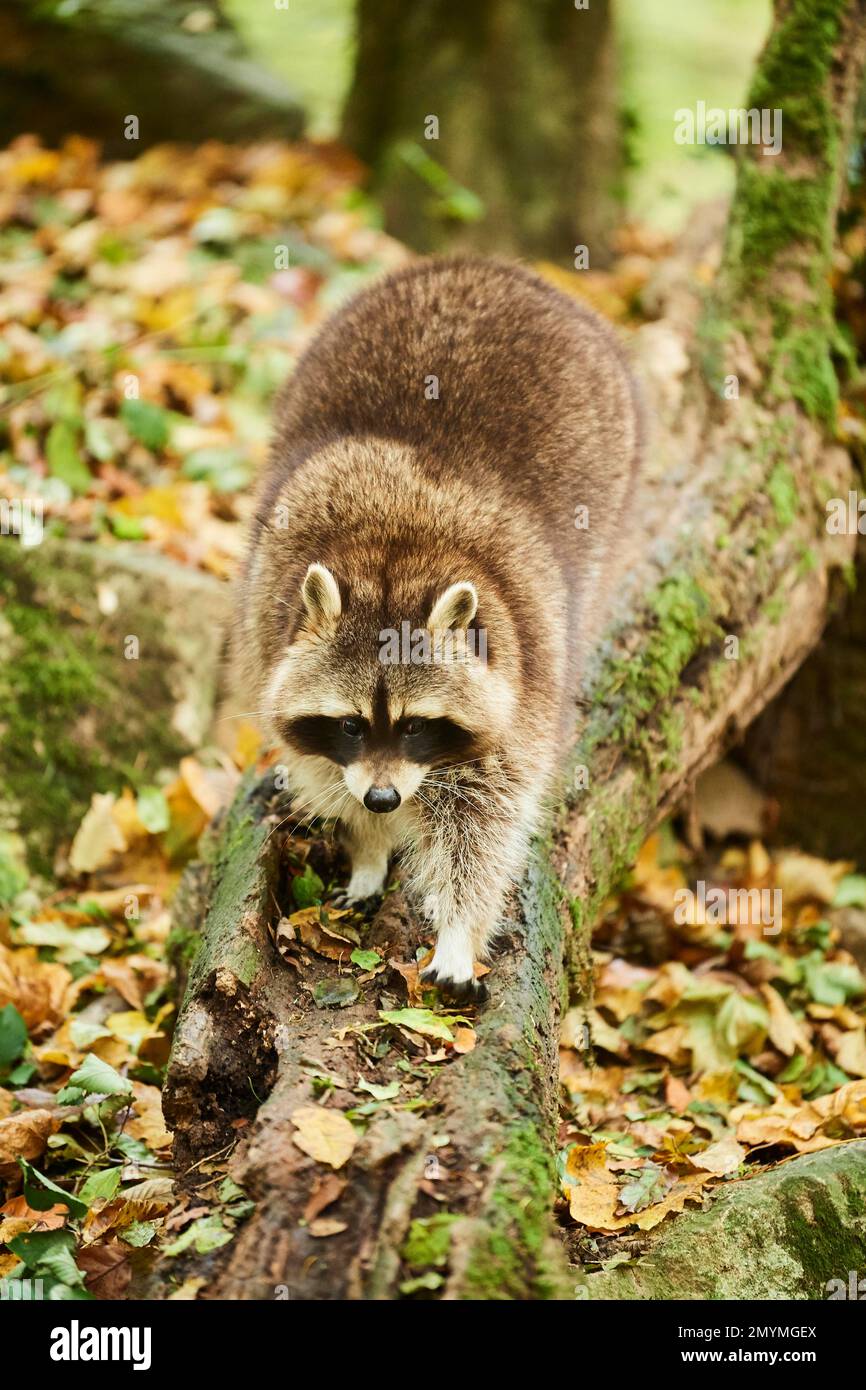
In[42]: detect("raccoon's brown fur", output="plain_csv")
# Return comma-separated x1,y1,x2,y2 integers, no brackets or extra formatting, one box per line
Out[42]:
236,257,641,999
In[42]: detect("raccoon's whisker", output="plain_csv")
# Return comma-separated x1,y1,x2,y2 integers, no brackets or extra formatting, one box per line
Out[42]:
214,710,275,723
289,785,353,834
264,783,348,843
287,786,348,831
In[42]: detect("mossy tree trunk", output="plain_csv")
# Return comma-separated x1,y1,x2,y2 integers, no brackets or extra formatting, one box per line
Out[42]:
163,0,866,1299
341,0,620,264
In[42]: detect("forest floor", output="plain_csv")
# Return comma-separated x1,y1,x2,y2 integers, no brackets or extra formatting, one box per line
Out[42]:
1,136,866,1299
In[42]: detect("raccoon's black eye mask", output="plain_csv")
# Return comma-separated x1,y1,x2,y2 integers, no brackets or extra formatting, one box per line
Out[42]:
282,713,477,767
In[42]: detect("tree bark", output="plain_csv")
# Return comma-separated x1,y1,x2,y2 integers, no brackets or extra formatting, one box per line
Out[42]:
163,0,866,1299
341,0,620,264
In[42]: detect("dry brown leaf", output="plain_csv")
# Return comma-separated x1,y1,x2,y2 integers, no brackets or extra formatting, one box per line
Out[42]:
76,1240,132,1300
292,1106,357,1169
126,1081,173,1151
390,957,424,1005
83,1193,172,1243
308,1218,348,1238
303,1173,346,1224
760,983,811,1057
775,851,852,906
0,943,75,1036
294,908,358,961
665,1074,692,1113
687,1134,746,1176
100,954,168,1010
68,793,128,873
834,1029,866,1078
0,1109,60,1175
563,1142,619,1231
452,1025,476,1054
642,1024,690,1065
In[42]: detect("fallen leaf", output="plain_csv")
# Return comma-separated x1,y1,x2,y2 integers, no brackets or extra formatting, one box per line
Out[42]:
452,1026,476,1054
303,1173,346,1223
563,1142,619,1231
69,793,127,873
687,1134,746,1176
760,983,811,1057
0,943,75,1037
308,1218,348,1238
126,1081,173,1151
76,1240,132,1299
292,1106,357,1169
0,1110,60,1176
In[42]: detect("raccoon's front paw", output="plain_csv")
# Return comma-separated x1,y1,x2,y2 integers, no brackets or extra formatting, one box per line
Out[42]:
332,864,387,907
420,964,488,1005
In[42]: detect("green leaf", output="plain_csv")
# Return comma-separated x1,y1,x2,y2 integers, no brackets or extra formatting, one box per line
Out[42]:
19,1159,88,1218
356,1078,400,1101
379,1008,456,1042
61,1054,132,1100
78,1166,122,1205
312,977,359,1009
401,1213,458,1269
833,874,866,909
120,1220,159,1248
0,1003,28,1068
292,864,324,908
7,1229,89,1293
181,446,251,493
163,1214,233,1257
46,420,92,494
399,1271,444,1295
136,786,170,834
15,921,111,955
619,1162,667,1213
120,398,171,451
351,948,382,971
110,513,146,540
803,952,865,1006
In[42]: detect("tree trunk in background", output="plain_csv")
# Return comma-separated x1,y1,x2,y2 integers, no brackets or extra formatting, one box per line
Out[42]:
740,540,866,861
163,0,866,1299
341,0,620,264
0,0,304,155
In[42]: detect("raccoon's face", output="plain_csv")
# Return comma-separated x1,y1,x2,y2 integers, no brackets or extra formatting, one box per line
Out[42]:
264,563,515,813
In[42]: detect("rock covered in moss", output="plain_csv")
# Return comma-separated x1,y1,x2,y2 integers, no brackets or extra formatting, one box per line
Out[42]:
579,1142,866,1300
0,537,230,876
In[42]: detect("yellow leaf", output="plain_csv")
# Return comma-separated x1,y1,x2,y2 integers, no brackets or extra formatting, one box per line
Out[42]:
563,1143,619,1231
69,793,127,874
760,983,811,1057
291,1106,357,1169
126,1081,173,1151
775,852,852,906
834,1030,866,1079
687,1134,746,1176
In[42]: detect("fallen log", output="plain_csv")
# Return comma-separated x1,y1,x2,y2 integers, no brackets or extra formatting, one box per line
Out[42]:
163,0,866,1299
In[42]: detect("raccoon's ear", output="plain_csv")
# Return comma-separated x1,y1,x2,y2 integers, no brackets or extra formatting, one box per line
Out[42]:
301,563,342,634
427,581,478,632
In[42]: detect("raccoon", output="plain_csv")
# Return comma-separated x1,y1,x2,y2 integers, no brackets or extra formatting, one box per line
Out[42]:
235,257,641,1001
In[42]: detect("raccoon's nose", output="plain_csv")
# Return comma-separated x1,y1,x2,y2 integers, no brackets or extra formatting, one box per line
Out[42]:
364,785,401,813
